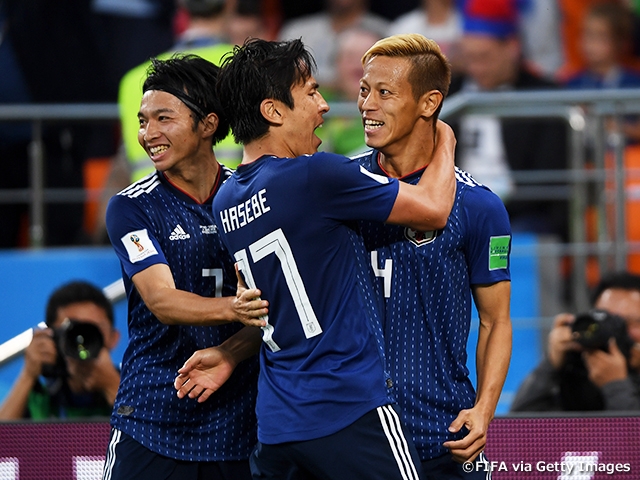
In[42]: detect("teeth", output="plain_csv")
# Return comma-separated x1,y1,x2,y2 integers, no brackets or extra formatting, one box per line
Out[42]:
149,145,168,155
364,119,384,129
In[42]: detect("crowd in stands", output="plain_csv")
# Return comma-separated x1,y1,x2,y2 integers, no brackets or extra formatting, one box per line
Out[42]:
2,0,640,249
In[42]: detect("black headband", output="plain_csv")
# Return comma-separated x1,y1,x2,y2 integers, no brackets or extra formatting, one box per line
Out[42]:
151,86,208,120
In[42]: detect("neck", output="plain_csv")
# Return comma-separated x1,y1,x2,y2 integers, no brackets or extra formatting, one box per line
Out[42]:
242,132,306,164
378,126,437,178
164,153,220,203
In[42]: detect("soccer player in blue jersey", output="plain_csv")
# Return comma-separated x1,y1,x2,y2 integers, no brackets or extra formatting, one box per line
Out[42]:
176,38,457,480
355,34,512,479
102,54,269,480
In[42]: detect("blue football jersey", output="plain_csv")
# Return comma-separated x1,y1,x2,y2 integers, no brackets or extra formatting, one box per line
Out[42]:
105,168,258,461
355,150,511,460
212,152,400,445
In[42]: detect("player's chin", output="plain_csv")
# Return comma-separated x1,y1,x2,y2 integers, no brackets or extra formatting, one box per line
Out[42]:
312,135,322,151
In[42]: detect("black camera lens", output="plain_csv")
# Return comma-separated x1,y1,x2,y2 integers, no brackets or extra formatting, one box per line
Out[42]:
571,309,633,357
58,319,104,361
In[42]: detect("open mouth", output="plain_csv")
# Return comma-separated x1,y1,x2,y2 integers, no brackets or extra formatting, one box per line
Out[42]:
364,119,384,131
149,145,169,158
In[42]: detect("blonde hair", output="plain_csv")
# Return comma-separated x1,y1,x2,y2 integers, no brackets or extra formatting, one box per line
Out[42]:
362,33,451,101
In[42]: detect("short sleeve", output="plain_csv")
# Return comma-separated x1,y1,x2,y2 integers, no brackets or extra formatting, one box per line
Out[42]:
308,152,400,224
105,193,168,280
461,186,512,285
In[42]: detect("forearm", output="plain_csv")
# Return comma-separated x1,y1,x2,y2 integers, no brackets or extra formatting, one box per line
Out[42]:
472,281,512,420
0,370,37,420
143,287,236,326
414,139,456,229
475,319,512,419
218,326,263,366
387,121,456,231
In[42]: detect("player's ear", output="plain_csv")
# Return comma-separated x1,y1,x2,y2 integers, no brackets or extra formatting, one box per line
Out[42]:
421,89,443,119
260,99,284,126
201,112,219,138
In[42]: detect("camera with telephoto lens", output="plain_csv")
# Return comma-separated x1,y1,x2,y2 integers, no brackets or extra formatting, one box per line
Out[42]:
571,309,634,358
41,318,104,379
559,309,634,410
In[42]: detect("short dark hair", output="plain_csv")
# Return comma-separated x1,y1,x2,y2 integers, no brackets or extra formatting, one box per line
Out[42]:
45,281,114,328
591,271,640,305
216,38,316,144
143,54,230,145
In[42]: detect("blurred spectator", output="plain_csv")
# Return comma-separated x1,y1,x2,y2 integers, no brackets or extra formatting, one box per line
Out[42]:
555,0,623,81
228,0,272,45
387,0,464,72
511,271,640,411
0,281,120,420
449,0,569,239
278,0,389,88
564,2,640,138
173,0,230,49
91,0,176,101
319,27,381,156
518,0,564,79
566,3,640,90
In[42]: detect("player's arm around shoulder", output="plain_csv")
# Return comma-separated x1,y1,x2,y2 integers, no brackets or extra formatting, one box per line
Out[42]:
387,120,456,231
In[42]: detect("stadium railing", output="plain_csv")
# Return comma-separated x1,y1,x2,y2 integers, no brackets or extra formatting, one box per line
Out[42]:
4,89,640,310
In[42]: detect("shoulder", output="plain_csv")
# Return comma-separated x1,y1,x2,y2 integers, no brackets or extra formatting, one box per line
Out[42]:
349,149,376,167
113,172,162,201
455,168,506,211
219,164,235,182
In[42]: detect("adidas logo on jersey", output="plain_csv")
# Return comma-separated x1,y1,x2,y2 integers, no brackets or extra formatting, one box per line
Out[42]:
169,225,191,241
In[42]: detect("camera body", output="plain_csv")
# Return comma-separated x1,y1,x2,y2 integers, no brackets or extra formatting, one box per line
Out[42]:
42,318,104,379
571,309,634,358
560,309,633,410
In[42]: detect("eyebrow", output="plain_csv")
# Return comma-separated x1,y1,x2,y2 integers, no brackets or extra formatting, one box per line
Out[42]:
138,107,175,118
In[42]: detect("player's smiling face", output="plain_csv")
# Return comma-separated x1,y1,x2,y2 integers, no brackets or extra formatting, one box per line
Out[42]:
138,90,202,172
358,56,423,152
283,76,330,156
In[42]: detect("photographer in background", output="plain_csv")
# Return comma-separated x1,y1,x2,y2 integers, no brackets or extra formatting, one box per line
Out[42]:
511,272,640,412
0,281,120,420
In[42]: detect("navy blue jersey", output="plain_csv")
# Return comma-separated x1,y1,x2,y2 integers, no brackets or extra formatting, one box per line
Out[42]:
105,168,258,461
355,150,511,460
212,152,400,445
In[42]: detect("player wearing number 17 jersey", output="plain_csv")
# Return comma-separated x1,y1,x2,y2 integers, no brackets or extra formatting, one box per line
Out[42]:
211,38,457,480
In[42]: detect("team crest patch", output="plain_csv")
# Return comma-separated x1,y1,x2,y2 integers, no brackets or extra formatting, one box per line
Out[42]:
404,227,438,246
121,228,159,263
